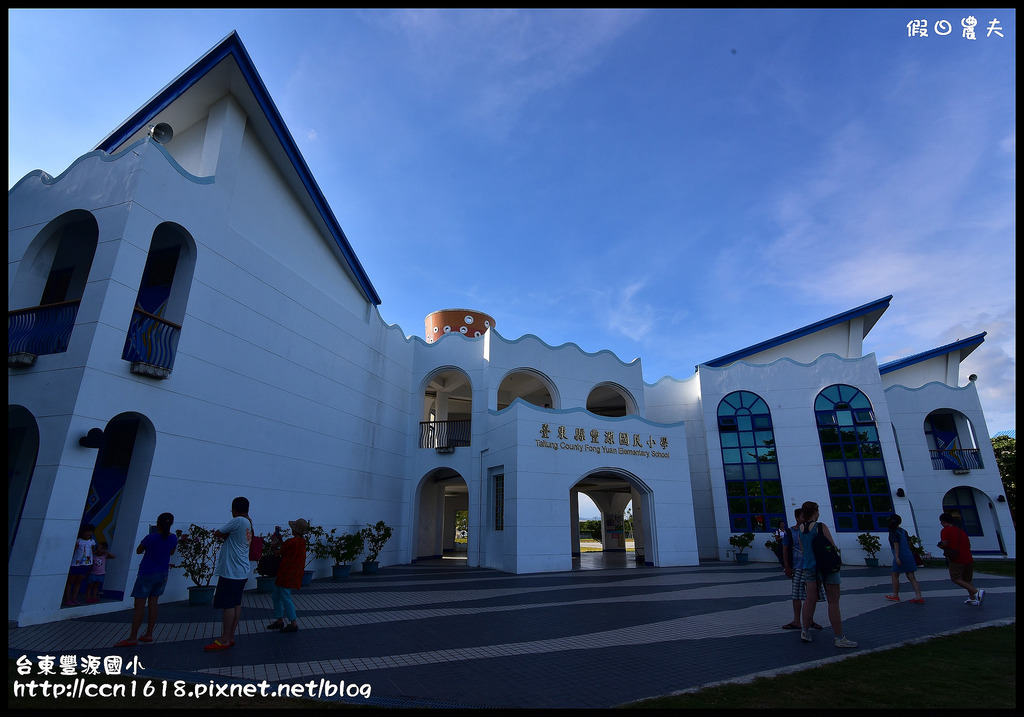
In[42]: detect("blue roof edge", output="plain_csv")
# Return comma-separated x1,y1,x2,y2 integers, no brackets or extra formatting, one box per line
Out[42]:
94,31,382,306
878,332,987,374
700,295,893,369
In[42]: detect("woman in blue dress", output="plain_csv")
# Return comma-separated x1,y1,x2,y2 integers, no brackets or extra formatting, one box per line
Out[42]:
885,513,924,603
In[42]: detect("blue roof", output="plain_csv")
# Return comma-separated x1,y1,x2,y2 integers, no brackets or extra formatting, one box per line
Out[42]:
94,32,381,306
878,332,987,375
700,295,893,369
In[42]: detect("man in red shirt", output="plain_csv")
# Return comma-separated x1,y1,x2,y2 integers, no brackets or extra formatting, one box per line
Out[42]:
937,512,984,605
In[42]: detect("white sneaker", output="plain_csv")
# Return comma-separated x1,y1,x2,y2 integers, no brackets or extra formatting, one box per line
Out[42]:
975,588,985,604
834,636,858,648
966,598,980,606
800,630,812,643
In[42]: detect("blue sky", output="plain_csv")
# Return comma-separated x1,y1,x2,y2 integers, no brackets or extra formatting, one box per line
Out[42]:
8,9,1016,443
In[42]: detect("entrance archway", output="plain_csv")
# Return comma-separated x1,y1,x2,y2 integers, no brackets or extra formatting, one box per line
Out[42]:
570,471,653,569
8,405,39,558
414,468,470,562
73,412,156,604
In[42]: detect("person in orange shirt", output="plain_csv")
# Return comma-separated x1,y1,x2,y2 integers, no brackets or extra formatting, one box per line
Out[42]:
937,513,984,605
266,518,308,633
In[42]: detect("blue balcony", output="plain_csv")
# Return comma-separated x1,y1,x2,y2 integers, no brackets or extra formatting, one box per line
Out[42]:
8,301,80,365
122,308,181,378
930,449,983,471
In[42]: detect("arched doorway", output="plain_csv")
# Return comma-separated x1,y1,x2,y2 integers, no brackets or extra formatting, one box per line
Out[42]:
570,470,653,569
497,369,557,409
421,368,472,450
942,485,1007,555
586,383,637,417
414,468,470,563
8,405,39,558
71,413,157,605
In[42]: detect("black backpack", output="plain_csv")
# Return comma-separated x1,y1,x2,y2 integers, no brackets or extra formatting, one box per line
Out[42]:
810,522,842,576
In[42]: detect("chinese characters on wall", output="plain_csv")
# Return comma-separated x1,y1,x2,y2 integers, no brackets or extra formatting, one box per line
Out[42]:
535,423,671,459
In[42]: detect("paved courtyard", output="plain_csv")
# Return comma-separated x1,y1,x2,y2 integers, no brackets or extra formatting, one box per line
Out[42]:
8,559,1015,709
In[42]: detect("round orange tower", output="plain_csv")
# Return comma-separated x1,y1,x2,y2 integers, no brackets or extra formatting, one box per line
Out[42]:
424,309,496,343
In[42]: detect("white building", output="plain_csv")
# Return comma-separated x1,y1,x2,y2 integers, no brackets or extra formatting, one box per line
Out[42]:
9,33,1013,626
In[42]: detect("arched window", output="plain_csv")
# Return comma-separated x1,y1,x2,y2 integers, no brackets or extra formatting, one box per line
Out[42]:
718,391,784,533
815,384,894,531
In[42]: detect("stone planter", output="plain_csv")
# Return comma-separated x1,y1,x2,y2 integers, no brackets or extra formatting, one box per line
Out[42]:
362,561,379,575
865,557,880,567
187,585,215,606
735,553,749,564
302,570,314,586
256,575,276,592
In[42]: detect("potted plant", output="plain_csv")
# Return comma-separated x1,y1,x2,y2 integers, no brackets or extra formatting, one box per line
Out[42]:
303,523,326,586
728,532,755,563
856,532,882,567
171,523,220,605
907,534,928,566
764,535,784,566
254,526,288,592
326,531,365,579
361,521,393,574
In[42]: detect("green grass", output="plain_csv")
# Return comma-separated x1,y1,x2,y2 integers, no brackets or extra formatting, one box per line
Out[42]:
625,625,1015,709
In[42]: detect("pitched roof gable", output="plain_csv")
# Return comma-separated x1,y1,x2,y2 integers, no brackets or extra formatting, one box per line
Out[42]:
95,31,381,306
701,295,893,369
878,332,987,374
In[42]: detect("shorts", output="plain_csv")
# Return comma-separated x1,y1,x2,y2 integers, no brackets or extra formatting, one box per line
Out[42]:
69,565,91,577
86,574,106,585
131,572,169,599
213,577,247,609
803,570,841,587
948,562,974,584
791,568,825,600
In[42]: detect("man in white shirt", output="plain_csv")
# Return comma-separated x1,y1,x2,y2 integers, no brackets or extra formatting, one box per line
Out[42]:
204,496,253,651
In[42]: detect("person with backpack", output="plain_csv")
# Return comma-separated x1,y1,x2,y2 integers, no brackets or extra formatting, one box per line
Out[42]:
885,513,924,603
797,501,858,648
781,507,823,631
937,512,984,605
205,496,253,651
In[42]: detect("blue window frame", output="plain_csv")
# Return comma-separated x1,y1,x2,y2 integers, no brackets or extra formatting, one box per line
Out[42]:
718,391,785,533
815,384,894,531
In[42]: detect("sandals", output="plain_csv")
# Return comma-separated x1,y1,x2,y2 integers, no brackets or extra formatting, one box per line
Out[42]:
909,597,925,604
203,639,233,652
811,622,823,630
138,635,154,642
885,594,900,601
782,623,801,630
114,639,137,647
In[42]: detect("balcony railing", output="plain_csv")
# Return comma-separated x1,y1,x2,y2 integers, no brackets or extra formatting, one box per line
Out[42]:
419,420,472,450
8,300,81,363
930,448,983,471
122,308,181,376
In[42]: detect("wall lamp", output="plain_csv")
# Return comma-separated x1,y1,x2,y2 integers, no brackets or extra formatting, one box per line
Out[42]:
997,495,1006,503
79,428,104,448
896,488,906,498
